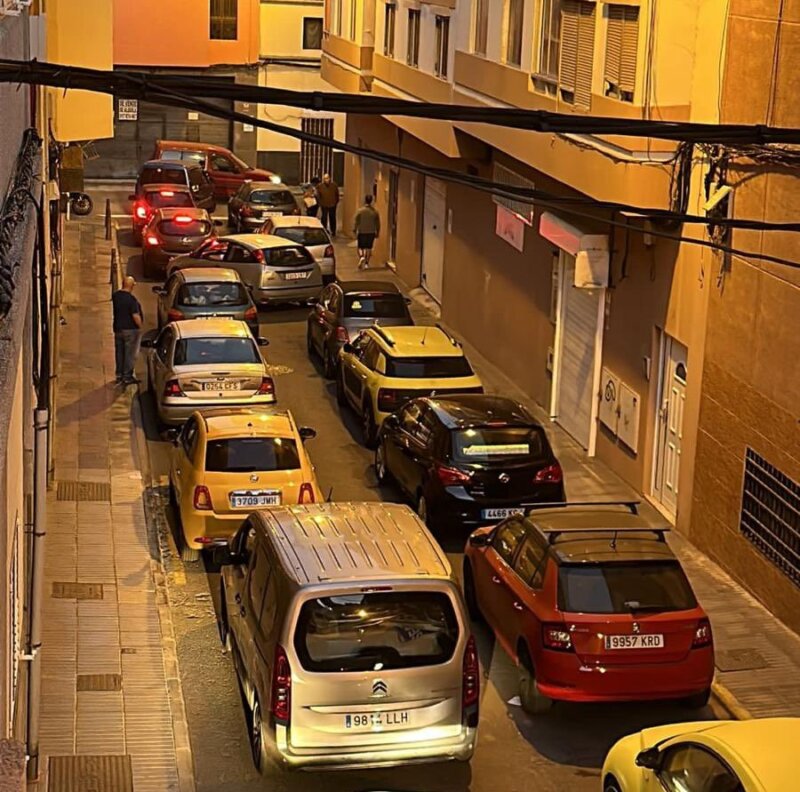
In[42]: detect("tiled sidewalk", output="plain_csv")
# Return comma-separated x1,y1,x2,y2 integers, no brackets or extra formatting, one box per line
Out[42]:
32,223,189,791
332,234,800,720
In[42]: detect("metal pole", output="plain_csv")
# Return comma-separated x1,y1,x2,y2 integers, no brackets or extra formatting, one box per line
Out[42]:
26,407,49,781
105,197,111,241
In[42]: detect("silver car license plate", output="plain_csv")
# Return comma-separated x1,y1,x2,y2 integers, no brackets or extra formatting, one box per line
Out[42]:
202,381,241,391
229,491,281,508
283,271,309,281
344,711,410,730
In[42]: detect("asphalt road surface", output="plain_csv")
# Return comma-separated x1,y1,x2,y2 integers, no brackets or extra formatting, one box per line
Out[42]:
103,188,721,792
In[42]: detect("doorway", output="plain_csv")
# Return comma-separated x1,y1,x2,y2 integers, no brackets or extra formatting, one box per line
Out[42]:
652,335,688,517
388,169,399,264
421,177,446,302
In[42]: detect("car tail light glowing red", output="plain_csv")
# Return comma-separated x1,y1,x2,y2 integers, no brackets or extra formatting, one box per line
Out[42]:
174,215,193,224
160,190,175,197
135,204,147,219
298,483,315,504
253,249,266,264
163,379,183,398
145,234,159,246
534,462,563,484
435,463,471,487
324,245,335,259
192,485,213,511
271,645,291,725
692,619,713,648
167,308,184,322
462,635,479,716
244,305,258,321
335,326,349,343
256,377,275,396
542,623,573,652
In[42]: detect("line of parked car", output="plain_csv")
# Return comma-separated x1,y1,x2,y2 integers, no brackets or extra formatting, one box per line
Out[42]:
129,144,794,792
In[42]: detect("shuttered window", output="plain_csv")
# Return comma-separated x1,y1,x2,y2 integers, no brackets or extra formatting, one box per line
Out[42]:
384,2,396,57
407,9,420,67
604,5,639,102
210,0,237,40
435,15,451,78
559,0,596,108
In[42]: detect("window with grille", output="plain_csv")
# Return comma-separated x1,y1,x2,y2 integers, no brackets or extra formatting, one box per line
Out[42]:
435,15,451,78
384,2,396,57
474,0,489,55
491,163,535,224
210,0,237,40
740,448,800,588
559,0,596,108
604,5,639,102
407,9,421,67
534,0,562,95
505,0,525,66
303,17,323,49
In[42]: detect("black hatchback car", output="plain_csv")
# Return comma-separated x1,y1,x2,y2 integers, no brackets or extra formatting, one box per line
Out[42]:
227,181,299,232
134,160,215,212
375,394,565,531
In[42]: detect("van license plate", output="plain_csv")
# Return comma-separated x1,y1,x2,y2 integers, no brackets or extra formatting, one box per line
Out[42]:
344,711,410,730
482,508,524,520
604,634,664,650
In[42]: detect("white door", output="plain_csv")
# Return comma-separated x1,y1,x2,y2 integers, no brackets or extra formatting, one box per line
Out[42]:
653,336,687,516
553,253,603,451
421,177,446,303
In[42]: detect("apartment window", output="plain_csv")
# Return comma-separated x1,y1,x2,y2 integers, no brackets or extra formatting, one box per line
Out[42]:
333,0,343,36
210,0,237,40
435,15,450,78
534,0,561,95
604,5,639,102
407,9,420,67
303,17,323,49
559,0,596,108
384,2,396,56
349,0,357,40
505,0,525,66
474,0,489,55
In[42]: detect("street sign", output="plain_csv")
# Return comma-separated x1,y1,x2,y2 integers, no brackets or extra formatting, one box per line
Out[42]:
118,99,138,121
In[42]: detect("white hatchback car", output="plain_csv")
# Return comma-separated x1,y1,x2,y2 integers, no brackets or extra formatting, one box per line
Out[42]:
259,215,335,283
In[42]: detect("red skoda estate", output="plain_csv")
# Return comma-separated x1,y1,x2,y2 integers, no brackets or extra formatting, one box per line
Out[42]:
463,502,714,714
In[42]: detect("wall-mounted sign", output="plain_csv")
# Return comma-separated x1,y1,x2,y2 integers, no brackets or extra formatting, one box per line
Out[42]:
495,204,524,252
187,111,200,121
242,123,254,132
118,99,138,121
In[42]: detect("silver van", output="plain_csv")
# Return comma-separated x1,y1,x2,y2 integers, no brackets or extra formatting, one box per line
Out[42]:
216,501,479,773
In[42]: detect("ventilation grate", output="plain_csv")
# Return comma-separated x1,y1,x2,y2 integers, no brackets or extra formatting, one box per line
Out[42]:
48,755,133,792
57,481,112,502
740,447,800,587
51,582,104,600
77,673,122,692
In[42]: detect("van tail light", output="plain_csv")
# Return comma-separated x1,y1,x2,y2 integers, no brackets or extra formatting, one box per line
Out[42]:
167,308,184,322
534,462,563,484
462,635,479,725
542,623,573,652
298,483,315,504
244,305,258,321
271,645,292,725
163,379,183,398
192,485,213,511
335,326,349,343
435,463,471,488
145,234,159,246
135,204,148,219
692,619,713,648
256,377,275,396
324,245,335,259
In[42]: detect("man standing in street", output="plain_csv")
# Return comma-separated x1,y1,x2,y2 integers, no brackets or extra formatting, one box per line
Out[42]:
317,172,340,236
112,275,143,386
353,194,381,270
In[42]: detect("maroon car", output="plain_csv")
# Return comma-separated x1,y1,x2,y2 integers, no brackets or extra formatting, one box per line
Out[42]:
141,207,215,280
130,184,195,245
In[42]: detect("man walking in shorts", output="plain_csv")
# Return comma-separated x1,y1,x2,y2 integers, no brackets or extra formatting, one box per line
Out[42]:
353,195,381,270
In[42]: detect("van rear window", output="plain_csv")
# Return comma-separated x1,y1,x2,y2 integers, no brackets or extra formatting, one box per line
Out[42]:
140,167,186,186
294,591,459,672
158,219,210,236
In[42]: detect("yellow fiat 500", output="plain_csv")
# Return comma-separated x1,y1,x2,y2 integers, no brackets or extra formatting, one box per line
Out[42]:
168,408,322,560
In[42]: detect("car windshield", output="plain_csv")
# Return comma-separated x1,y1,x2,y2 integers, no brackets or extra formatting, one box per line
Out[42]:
158,219,210,236
294,591,459,672
173,337,260,365
147,191,194,209
344,294,408,318
263,247,313,268
558,562,698,614
205,437,300,472
273,227,329,247
385,356,473,378
176,283,248,307
452,426,547,463
249,190,294,206
160,150,205,164
140,167,185,186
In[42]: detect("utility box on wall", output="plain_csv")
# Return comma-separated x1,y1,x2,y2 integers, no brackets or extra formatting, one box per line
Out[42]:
598,366,640,453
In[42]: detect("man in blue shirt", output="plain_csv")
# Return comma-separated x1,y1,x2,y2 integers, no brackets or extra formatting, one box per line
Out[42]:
112,276,143,386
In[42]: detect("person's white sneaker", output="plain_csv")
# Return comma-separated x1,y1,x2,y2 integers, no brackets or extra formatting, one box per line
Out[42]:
358,256,366,270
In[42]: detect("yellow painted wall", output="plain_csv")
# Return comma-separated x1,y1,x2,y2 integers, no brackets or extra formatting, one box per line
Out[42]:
260,1,323,58
47,0,114,141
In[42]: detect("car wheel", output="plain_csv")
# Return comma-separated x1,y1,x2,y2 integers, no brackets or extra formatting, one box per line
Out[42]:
463,562,483,623
603,778,622,792
250,698,267,773
362,402,378,449
306,328,315,357
416,493,429,525
681,687,711,709
375,442,390,485
217,586,232,653
335,367,347,407
518,647,552,715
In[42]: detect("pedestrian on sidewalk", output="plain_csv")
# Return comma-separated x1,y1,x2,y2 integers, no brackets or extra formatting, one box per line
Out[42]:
303,176,320,218
317,173,340,236
112,275,143,386
354,195,381,270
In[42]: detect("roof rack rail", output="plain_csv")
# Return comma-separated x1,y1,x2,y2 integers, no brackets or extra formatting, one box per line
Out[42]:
521,500,641,515
435,323,461,347
371,323,396,347
545,526,670,545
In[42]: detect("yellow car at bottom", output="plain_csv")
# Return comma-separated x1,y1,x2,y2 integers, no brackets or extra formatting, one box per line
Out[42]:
169,408,322,560
602,717,799,792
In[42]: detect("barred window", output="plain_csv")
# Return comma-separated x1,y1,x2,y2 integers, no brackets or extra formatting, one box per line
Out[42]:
210,0,237,40
492,163,535,225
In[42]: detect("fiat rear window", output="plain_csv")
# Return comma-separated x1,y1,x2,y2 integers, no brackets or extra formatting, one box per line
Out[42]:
205,437,300,472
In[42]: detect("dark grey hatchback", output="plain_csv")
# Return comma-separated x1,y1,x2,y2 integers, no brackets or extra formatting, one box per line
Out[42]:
228,181,299,232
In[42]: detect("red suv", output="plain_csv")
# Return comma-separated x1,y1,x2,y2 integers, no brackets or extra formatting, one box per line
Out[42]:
152,140,279,200
463,502,714,714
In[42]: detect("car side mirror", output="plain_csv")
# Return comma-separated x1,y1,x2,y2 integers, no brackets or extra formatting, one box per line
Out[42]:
404,297,412,305
211,542,242,567
342,342,354,354
128,193,136,202
256,337,270,347
299,426,317,441
635,748,662,771
152,286,166,295
468,532,491,548
383,414,398,429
